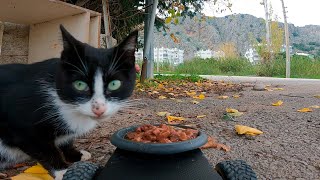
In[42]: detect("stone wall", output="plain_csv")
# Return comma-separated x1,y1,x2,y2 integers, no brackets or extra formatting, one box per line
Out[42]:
0,22,29,64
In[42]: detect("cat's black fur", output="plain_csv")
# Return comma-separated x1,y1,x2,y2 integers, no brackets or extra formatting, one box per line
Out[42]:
0,25,137,174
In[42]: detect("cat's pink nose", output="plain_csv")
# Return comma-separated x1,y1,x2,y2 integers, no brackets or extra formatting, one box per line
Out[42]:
92,100,106,117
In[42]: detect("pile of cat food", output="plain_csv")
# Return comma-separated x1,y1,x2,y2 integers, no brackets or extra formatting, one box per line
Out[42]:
126,124,199,143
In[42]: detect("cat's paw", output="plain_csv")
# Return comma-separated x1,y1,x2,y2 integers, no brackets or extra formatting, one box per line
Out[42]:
54,169,67,180
80,150,91,161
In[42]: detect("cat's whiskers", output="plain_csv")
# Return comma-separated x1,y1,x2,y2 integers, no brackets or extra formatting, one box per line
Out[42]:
108,49,128,75
69,42,88,75
108,46,120,74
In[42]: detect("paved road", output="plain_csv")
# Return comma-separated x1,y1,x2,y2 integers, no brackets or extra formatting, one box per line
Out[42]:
201,75,320,85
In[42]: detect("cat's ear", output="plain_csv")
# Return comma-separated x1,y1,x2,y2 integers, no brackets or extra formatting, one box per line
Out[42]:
60,25,79,50
117,30,138,56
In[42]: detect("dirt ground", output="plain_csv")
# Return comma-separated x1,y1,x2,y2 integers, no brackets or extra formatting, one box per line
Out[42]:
76,80,319,180
2,79,320,179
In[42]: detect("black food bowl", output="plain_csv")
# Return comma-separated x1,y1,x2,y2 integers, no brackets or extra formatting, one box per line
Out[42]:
110,124,208,155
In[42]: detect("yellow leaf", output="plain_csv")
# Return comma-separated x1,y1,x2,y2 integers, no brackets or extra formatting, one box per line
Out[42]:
170,98,176,100
158,96,167,99
158,84,165,89
297,108,313,112
11,173,53,180
309,105,320,109
12,163,54,180
192,100,199,104
176,99,183,103
229,111,243,117
152,91,159,94
235,125,263,136
24,163,49,174
193,94,205,100
157,112,170,117
165,17,172,24
196,115,206,118
226,108,239,113
272,100,283,106
168,93,175,96
167,116,185,123
274,88,284,91
314,95,320,98
198,94,205,100
186,91,197,96
218,96,229,99
233,95,240,98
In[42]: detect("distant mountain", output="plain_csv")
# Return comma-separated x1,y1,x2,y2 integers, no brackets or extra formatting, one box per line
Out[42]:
151,14,320,60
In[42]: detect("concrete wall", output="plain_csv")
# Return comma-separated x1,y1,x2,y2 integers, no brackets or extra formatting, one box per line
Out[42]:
0,22,29,64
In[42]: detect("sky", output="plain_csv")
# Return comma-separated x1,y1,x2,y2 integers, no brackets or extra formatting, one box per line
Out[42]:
203,0,320,27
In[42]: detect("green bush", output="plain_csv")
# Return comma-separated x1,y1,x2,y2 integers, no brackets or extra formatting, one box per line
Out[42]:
256,55,320,79
174,57,255,76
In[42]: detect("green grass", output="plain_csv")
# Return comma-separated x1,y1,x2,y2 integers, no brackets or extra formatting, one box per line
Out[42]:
174,57,256,76
256,55,320,79
153,74,204,82
150,56,320,79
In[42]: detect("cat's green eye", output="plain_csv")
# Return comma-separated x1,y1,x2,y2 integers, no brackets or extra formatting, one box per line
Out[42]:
73,80,88,91
108,80,121,91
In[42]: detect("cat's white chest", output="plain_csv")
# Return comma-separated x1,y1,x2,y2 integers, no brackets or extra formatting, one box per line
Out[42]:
55,112,97,146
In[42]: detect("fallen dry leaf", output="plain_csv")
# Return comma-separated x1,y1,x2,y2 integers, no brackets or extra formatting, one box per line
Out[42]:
309,105,320,109
272,100,283,106
186,91,197,96
158,95,167,99
226,108,239,113
229,111,244,117
233,95,240,98
196,115,206,118
11,163,53,180
314,95,320,98
157,112,170,117
167,115,185,123
235,125,263,136
218,95,229,99
193,94,205,100
297,108,313,112
274,88,284,91
201,136,231,152
12,163,28,168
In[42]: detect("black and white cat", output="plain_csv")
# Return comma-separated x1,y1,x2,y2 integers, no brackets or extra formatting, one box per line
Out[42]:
0,25,137,179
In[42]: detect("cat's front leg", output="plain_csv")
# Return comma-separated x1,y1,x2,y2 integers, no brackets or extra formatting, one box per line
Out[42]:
18,141,69,179
59,140,91,163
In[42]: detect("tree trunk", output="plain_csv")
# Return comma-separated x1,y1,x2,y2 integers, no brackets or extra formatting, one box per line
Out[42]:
102,0,113,48
280,0,290,78
140,0,158,83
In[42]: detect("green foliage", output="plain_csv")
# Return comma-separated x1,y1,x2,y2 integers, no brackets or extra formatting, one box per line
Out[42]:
154,74,204,82
256,55,320,79
293,43,315,52
156,56,320,79
173,58,255,76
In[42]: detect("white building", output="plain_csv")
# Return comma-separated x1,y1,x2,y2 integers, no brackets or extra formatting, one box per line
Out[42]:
195,49,225,59
244,48,260,65
135,47,184,65
280,45,293,55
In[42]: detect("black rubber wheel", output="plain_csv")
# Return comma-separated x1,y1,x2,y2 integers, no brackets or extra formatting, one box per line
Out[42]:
62,162,100,180
215,160,257,180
